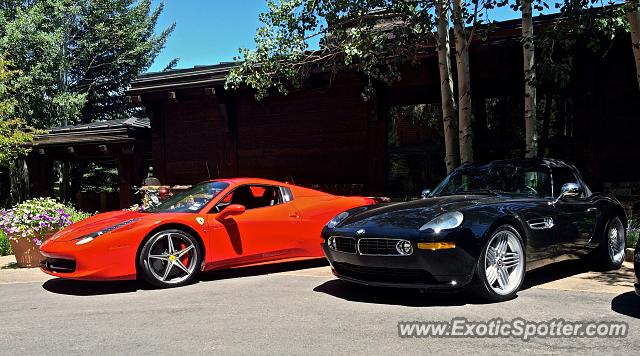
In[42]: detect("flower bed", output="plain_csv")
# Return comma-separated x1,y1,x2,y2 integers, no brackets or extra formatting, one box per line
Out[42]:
0,198,90,267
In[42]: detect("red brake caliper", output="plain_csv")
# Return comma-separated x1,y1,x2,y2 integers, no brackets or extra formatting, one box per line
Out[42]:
179,243,190,266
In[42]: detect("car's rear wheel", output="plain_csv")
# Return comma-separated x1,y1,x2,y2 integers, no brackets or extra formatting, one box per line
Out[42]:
470,225,525,302
138,229,202,288
591,217,625,271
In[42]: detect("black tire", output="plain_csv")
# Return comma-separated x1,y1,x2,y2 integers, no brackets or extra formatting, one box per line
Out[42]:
138,229,202,288
590,217,626,271
469,225,526,303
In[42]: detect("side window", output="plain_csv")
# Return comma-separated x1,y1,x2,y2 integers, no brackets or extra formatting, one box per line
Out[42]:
522,168,552,198
215,185,284,211
552,168,580,197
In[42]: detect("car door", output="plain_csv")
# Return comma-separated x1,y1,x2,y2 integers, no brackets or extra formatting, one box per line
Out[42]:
551,168,598,254
516,167,561,262
207,184,301,264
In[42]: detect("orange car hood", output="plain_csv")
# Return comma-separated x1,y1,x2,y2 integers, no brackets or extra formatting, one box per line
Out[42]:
51,210,143,242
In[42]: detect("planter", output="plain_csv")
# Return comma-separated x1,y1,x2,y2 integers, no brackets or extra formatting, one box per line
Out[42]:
8,234,52,268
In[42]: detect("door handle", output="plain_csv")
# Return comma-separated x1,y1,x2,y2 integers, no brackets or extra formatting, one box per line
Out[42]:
288,212,300,218
587,208,597,213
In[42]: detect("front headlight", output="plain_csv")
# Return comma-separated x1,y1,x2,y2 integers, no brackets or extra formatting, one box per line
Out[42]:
326,211,349,229
419,212,464,233
74,218,139,245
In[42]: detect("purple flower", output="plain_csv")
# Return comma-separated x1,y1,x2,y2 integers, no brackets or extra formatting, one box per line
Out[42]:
33,238,41,246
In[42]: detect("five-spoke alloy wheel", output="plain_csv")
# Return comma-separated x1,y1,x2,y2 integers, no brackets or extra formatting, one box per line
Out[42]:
138,229,202,288
471,225,525,302
591,216,626,270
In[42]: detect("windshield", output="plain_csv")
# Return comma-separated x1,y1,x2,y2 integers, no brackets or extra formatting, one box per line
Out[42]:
145,181,229,213
430,163,552,198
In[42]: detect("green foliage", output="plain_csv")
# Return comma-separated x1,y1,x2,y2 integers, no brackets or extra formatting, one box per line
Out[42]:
0,56,39,167
80,163,119,193
0,0,175,128
0,229,11,256
0,119,37,167
69,0,176,123
226,0,442,100
0,0,86,128
628,218,639,248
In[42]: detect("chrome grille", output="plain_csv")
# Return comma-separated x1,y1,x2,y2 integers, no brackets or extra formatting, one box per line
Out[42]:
333,236,357,254
357,238,406,256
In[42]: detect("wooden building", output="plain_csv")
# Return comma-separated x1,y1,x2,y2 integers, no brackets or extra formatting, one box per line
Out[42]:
119,14,638,205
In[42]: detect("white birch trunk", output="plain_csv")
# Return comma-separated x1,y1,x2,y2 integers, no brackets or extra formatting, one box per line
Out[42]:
435,0,460,172
453,0,473,164
522,0,537,158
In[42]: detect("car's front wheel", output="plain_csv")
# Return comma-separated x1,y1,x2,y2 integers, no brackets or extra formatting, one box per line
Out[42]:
470,225,526,302
138,229,202,288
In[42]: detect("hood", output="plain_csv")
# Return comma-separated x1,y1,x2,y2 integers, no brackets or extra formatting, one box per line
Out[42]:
338,195,503,230
51,210,143,242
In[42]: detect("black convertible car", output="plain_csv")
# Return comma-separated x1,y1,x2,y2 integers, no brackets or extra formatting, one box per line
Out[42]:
322,159,627,302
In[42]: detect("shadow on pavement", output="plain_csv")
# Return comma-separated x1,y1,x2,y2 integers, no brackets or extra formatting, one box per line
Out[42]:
42,278,141,296
199,258,328,282
42,258,329,296
521,259,590,290
313,279,495,307
611,292,640,319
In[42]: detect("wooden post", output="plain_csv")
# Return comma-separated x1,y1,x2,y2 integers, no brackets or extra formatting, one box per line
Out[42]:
114,147,135,209
26,154,54,198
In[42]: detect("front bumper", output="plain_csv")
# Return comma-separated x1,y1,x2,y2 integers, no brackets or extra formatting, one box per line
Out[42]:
39,238,137,281
322,238,477,290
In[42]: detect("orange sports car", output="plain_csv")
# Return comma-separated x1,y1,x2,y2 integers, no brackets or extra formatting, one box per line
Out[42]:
40,178,375,287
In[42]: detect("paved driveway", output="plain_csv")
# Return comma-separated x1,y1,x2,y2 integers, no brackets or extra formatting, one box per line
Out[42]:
0,257,638,355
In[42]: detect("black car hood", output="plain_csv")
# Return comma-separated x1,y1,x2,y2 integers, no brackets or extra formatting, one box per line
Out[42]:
338,195,503,230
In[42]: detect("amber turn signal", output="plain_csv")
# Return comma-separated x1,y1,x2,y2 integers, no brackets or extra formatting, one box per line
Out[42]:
416,242,456,250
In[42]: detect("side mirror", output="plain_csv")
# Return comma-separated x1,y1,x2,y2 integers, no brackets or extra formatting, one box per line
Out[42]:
552,183,581,204
217,204,245,220
421,189,431,199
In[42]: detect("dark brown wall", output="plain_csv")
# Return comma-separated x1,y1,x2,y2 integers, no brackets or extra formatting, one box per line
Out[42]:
147,93,236,185
233,73,385,193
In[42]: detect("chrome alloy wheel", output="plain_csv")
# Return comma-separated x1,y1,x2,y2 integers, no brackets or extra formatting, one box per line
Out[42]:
484,230,524,296
608,218,625,265
146,232,198,284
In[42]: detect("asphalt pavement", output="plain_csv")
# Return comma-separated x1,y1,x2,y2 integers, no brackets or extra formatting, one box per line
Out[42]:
1,258,639,355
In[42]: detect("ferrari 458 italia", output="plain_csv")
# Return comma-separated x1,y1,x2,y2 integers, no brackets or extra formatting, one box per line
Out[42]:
322,159,627,302
40,178,375,287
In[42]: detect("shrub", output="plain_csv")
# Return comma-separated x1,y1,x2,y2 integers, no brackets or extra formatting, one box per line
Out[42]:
0,230,11,256
628,218,639,249
0,198,90,246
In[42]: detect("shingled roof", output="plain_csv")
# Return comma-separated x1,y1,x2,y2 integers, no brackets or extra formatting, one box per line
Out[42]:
32,118,150,147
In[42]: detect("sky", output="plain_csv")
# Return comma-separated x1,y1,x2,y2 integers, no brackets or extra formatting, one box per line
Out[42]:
148,0,558,73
